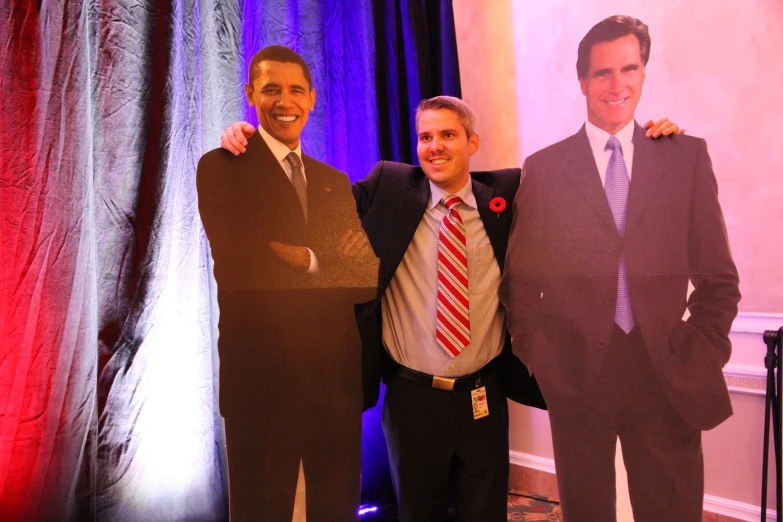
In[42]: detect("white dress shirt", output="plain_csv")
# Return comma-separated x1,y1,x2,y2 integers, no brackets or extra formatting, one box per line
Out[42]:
382,178,506,377
256,125,318,273
585,119,635,186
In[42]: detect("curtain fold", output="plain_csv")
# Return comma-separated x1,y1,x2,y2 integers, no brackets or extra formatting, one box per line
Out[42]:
374,0,461,164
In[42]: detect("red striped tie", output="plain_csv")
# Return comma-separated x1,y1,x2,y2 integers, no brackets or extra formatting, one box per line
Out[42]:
436,195,470,358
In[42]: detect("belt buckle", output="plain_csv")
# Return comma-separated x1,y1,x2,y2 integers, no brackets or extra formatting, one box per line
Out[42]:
432,376,456,391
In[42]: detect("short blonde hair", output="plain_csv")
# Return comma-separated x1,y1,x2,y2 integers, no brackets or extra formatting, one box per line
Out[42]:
415,96,477,138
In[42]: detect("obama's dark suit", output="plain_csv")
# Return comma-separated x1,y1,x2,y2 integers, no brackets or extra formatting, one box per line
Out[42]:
197,131,377,521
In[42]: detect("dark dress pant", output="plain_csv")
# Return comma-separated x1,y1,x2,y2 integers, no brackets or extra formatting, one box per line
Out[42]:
541,326,704,522
382,369,510,522
222,290,362,522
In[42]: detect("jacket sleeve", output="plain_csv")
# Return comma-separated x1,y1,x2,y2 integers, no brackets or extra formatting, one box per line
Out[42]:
499,158,548,364
352,161,385,219
677,138,740,366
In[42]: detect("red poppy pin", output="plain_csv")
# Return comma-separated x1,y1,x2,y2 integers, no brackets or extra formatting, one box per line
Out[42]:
489,197,507,214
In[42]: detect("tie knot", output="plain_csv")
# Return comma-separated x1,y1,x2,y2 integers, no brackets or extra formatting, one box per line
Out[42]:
442,195,463,210
285,151,302,169
605,136,622,153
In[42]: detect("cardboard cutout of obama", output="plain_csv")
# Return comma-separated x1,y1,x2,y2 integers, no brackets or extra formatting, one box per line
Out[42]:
196,45,378,521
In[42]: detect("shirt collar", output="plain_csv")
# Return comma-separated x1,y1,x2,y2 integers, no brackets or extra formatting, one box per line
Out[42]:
257,124,303,164
428,177,477,210
585,119,635,155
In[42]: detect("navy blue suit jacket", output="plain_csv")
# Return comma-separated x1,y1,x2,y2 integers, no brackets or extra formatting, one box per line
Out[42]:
352,160,546,412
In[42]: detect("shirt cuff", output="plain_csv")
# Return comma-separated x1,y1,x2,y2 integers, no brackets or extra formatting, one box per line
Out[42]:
306,248,319,274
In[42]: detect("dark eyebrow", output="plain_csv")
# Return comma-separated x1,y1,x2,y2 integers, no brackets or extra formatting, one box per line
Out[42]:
621,64,640,72
592,68,611,77
260,82,308,91
441,128,460,135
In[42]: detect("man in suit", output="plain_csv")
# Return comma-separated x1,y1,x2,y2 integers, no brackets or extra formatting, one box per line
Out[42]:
351,96,546,521
197,45,377,521
500,16,741,522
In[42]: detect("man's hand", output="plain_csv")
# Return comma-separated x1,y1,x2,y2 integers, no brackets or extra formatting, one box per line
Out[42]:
221,121,256,155
644,117,685,138
339,229,372,257
269,241,311,270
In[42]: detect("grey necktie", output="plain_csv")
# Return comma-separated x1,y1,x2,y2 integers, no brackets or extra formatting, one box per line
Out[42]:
605,136,635,333
284,152,307,223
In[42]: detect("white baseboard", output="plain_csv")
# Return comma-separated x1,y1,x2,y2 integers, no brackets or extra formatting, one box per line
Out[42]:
704,494,778,522
509,450,778,521
509,449,556,474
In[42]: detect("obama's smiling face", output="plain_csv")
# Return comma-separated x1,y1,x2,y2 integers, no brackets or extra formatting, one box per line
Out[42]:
579,33,645,135
245,60,316,150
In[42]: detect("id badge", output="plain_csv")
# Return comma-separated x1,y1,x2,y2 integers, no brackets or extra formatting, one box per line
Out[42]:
471,386,489,420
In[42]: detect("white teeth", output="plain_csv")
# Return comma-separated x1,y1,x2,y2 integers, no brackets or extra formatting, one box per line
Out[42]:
606,99,625,106
275,115,297,122
431,159,448,165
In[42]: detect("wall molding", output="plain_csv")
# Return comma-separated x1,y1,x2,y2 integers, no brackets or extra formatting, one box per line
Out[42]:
724,364,770,396
726,312,781,396
731,312,783,335
509,451,778,521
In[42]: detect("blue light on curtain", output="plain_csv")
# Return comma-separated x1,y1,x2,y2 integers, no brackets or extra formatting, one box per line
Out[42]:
374,0,462,164
241,0,379,182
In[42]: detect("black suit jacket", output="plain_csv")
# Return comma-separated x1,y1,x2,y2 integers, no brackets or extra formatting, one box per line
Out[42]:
501,123,740,430
197,132,377,416
353,160,546,412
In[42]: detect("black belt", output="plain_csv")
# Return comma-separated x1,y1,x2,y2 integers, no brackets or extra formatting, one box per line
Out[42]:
394,357,499,391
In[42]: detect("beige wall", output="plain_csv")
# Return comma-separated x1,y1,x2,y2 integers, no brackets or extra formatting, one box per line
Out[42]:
454,0,782,511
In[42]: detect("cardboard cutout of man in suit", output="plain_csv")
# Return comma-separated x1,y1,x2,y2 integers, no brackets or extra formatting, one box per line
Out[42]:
500,16,741,522
196,45,378,521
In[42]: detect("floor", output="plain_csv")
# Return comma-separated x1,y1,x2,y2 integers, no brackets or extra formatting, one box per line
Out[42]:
507,490,562,521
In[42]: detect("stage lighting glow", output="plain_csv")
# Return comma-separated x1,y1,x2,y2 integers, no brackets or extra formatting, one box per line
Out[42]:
358,504,378,516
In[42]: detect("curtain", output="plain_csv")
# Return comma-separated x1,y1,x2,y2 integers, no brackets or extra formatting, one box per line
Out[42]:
375,0,462,164
0,1,461,520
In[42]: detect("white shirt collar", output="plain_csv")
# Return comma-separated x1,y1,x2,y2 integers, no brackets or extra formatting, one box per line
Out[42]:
428,177,477,210
585,119,635,156
257,124,303,164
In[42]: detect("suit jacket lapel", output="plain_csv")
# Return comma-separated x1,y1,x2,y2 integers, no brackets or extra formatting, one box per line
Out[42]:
248,132,307,224
472,179,506,270
562,126,619,235
385,172,429,286
248,131,290,183
626,123,656,231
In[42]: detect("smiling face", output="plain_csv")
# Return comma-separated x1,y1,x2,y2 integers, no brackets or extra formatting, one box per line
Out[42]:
416,108,479,194
244,60,316,150
579,33,645,135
